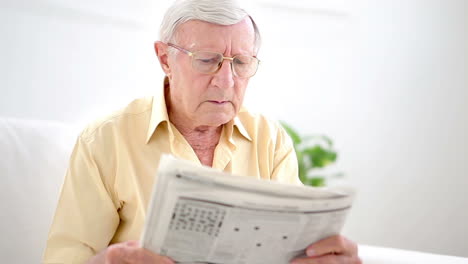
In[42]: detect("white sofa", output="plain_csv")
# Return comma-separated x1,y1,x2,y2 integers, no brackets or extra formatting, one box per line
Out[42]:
1,117,467,264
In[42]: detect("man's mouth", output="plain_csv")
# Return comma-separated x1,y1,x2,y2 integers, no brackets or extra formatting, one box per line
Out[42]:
208,100,228,104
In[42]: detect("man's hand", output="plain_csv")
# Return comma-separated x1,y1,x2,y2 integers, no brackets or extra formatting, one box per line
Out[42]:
86,240,175,264
290,235,361,264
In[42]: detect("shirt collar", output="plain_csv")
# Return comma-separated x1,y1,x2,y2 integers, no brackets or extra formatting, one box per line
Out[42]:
233,110,252,142
145,77,170,144
146,76,252,144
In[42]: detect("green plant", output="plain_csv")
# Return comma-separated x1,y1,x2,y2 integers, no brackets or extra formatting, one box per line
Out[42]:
280,121,339,187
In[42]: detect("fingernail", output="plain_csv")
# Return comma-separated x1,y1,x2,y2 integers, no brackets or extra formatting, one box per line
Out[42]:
306,249,315,256
163,257,175,264
162,258,174,264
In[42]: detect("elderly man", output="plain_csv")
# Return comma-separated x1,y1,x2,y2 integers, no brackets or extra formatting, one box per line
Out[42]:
44,0,360,263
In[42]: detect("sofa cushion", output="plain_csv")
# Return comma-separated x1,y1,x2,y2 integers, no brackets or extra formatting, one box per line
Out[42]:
0,117,78,263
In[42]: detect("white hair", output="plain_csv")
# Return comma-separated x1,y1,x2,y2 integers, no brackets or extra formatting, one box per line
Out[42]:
159,0,261,53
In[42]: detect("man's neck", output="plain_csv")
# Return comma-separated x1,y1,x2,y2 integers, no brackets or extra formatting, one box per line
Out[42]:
173,121,222,150
181,125,222,167
168,109,222,167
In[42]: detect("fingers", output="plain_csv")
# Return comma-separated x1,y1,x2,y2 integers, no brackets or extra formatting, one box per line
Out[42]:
305,235,358,257
289,235,361,264
125,240,139,247
105,241,175,264
290,254,362,264
291,254,344,264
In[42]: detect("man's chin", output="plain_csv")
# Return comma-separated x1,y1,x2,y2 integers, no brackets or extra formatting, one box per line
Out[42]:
200,113,235,127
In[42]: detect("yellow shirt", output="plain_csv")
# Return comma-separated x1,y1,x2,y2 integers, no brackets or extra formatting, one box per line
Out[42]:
43,86,300,264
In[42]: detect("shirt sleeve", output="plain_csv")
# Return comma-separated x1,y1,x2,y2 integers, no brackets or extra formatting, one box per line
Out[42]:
270,123,302,185
43,136,120,264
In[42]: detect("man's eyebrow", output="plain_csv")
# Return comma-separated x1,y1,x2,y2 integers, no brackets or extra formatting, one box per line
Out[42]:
184,42,255,56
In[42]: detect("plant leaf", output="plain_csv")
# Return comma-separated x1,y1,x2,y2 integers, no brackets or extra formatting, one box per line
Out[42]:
310,177,326,187
296,152,307,183
280,121,302,145
303,176,326,187
303,146,337,168
302,135,333,148
321,135,334,147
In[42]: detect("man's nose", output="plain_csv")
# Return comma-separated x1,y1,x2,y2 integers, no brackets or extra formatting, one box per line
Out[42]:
212,59,235,89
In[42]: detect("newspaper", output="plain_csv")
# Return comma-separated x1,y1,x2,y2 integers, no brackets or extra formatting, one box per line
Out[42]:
140,155,355,264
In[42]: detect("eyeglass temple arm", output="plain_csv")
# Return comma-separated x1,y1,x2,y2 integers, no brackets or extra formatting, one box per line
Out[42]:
167,43,193,56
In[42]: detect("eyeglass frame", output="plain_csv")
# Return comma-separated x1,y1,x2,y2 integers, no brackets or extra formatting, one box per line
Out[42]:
167,43,260,78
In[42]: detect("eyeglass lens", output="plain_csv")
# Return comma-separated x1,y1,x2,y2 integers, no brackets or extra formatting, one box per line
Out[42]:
191,52,258,77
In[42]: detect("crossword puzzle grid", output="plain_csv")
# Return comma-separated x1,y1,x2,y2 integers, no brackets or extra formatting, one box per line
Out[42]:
169,200,226,237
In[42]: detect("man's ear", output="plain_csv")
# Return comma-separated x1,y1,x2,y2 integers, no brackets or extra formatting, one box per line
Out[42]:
154,41,171,76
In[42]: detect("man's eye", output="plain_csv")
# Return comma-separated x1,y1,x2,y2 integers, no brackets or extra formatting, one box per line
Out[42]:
197,57,218,64
234,57,250,65
233,58,244,64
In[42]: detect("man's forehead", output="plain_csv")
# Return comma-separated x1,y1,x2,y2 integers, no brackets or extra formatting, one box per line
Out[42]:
174,18,256,52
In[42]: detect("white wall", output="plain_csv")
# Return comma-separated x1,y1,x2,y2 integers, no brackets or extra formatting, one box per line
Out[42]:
341,1,468,257
0,0,168,124
1,0,467,258
247,0,468,257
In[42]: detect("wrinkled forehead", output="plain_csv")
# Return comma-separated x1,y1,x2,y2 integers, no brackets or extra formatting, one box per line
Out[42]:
174,18,256,54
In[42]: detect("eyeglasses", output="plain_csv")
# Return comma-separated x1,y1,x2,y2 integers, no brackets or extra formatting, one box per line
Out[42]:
167,43,260,78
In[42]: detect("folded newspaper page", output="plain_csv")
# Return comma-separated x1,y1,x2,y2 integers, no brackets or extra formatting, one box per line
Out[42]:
141,155,355,264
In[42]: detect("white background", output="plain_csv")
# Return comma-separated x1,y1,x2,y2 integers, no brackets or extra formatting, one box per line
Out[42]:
1,0,467,257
